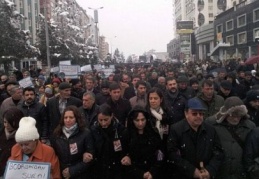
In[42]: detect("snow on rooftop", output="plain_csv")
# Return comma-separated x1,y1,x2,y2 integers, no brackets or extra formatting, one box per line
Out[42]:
4,0,14,7
59,11,69,16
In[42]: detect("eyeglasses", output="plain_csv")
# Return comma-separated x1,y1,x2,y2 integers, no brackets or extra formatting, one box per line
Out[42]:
191,112,204,117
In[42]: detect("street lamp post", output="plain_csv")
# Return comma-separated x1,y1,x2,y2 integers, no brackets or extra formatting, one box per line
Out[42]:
109,36,117,63
44,0,51,69
88,7,103,47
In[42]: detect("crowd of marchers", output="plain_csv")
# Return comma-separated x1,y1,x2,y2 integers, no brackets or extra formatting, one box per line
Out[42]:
1,59,259,179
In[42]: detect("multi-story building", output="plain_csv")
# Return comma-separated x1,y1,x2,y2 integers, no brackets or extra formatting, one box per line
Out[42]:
98,36,109,61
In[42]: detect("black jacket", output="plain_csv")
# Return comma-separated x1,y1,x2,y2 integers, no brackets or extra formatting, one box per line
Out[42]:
167,119,224,179
123,86,136,100
124,106,164,179
17,100,48,139
244,127,259,179
51,128,94,179
106,97,131,126
164,91,186,124
95,93,110,105
78,104,99,128
46,96,82,135
90,119,128,179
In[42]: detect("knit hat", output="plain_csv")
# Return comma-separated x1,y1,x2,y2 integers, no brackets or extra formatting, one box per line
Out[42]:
220,80,232,90
177,75,189,83
59,82,71,90
216,96,249,123
15,117,39,143
70,79,80,86
245,90,259,103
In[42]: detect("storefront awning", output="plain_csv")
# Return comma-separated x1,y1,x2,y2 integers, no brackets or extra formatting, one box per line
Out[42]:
209,43,231,56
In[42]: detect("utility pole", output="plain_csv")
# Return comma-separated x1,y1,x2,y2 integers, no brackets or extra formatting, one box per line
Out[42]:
44,0,51,69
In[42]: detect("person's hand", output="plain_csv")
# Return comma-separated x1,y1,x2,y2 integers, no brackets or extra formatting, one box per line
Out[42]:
143,171,153,179
83,152,93,163
200,169,210,179
121,156,131,166
62,168,70,179
193,168,203,179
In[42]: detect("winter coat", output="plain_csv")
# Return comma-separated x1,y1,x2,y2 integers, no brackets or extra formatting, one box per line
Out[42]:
90,119,129,179
164,91,187,123
246,104,259,127
105,97,131,126
179,87,196,100
0,97,22,122
0,129,16,176
17,100,48,139
244,127,259,179
167,119,224,179
78,104,100,128
95,93,110,105
9,141,61,179
51,128,94,179
206,116,256,179
124,106,164,179
46,96,82,135
196,94,224,119
123,86,136,100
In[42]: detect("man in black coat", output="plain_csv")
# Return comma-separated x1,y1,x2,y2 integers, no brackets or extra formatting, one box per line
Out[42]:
17,87,48,140
167,98,224,179
79,91,99,128
106,82,131,126
46,82,82,136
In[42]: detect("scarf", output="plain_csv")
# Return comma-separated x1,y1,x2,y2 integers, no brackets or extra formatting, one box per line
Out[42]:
5,128,16,140
62,123,78,138
150,107,164,139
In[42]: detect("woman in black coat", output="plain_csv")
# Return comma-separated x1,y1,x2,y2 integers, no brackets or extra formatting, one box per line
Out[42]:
51,105,94,179
124,105,164,179
90,104,130,179
0,108,24,177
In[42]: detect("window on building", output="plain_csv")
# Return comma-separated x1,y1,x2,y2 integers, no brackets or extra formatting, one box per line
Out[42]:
28,5,31,12
20,0,23,8
208,0,213,3
209,13,213,17
208,6,213,11
254,28,259,39
237,14,246,27
29,19,32,26
237,32,247,44
226,35,234,45
226,20,233,31
217,24,223,33
254,8,259,22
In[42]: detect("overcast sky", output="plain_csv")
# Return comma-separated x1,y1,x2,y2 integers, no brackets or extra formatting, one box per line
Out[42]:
76,0,173,57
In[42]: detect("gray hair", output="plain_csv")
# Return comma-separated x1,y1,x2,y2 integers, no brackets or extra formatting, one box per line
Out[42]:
83,91,96,100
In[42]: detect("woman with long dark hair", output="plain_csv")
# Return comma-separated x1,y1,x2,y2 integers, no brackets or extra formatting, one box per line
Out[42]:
51,105,94,179
0,108,24,177
124,105,163,179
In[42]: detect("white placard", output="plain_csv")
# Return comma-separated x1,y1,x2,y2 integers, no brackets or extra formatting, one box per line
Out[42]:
59,65,80,78
59,60,71,65
81,65,92,72
4,161,50,179
50,66,59,73
102,68,114,77
93,64,102,71
19,77,33,88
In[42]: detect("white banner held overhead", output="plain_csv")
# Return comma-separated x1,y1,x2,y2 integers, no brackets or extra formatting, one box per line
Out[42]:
59,60,71,65
59,65,80,79
81,65,92,72
4,161,50,179
19,77,34,88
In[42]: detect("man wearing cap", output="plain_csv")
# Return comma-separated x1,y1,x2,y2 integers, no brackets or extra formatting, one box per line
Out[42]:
46,82,82,136
167,98,224,179
245,90,259,126
177,75,196,99
206,96,255,178
9,117,60,179
95,80,110,105
217,80,236,100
